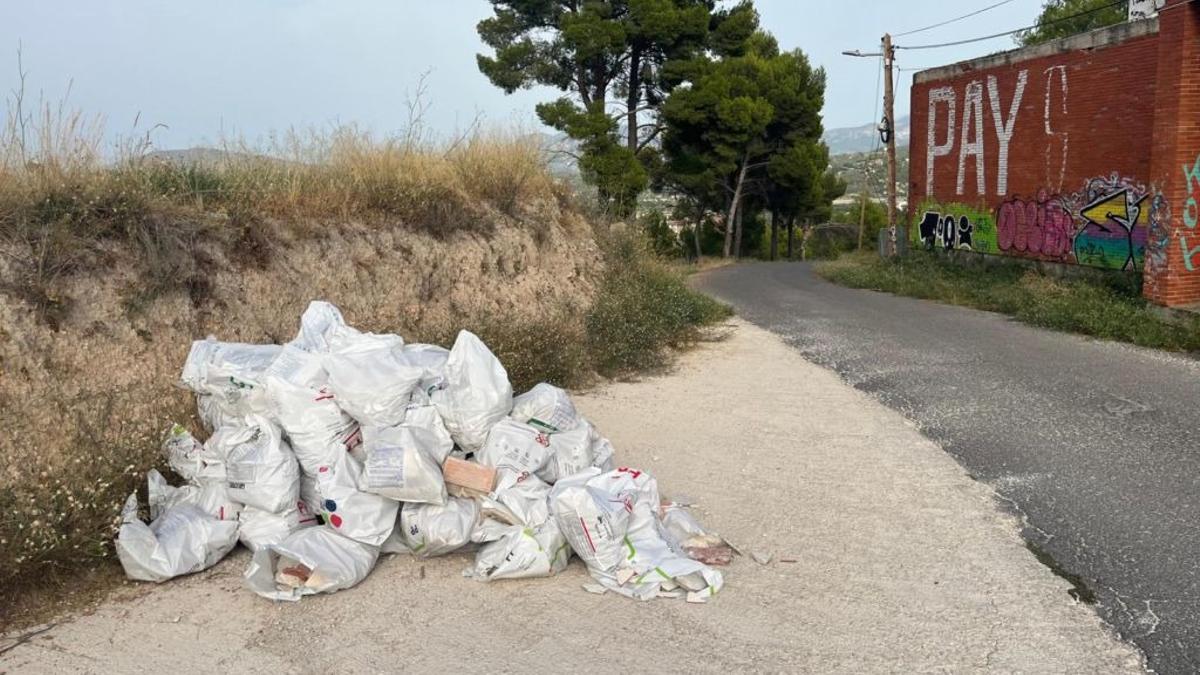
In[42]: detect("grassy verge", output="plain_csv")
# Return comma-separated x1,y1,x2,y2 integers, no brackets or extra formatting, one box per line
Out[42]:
816,251,1200,352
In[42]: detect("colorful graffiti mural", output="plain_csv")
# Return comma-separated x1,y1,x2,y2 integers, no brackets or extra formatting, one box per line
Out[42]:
1183,154,1200,272
916,174,1153,271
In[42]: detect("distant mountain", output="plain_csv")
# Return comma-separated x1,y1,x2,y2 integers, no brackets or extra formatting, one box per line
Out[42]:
823,115,910,156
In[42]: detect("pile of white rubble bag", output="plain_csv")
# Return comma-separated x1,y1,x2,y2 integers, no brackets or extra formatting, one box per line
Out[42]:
115,301,730,603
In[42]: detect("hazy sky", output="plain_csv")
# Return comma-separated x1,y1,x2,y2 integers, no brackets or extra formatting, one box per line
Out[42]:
0,0,1047,150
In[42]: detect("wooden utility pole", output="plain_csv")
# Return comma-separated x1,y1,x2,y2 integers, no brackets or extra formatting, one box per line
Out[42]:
882,33,898,256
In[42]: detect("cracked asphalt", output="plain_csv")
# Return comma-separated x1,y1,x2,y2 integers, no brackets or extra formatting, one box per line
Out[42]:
697,261,1200,673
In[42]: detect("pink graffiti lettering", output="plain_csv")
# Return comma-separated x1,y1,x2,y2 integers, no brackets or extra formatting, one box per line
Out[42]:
997,190,1073,258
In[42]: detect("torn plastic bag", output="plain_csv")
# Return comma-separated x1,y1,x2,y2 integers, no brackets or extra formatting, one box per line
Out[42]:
314,452,399,546
264,346,359,473
115,493,239,583
549,468,635,573
552,467,723,602
196,393,225,433
469,519,571,582
479,470,552,527
147,469,240,522
325,346,423,427
510,383,582,433
244,527,379,601
210,415,301,514
477,419,552,482
238,502,319,553
429,330,512,453
161,423,224,485
359,424,447,504
397,497,480,558
179,338,280,418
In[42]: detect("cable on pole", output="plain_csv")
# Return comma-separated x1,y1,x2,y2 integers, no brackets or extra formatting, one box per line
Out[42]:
893,0,1019,38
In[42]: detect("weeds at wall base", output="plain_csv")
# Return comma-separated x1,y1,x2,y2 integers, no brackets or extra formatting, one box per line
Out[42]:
816,251,1200,352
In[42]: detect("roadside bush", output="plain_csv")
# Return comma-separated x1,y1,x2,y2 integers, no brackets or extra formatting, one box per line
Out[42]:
587,230,731,375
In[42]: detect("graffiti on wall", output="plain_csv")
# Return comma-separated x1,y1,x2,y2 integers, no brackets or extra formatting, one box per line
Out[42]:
916,174,1154,271
916,203,995,252
926,70,1029,198
1183,154,1200,272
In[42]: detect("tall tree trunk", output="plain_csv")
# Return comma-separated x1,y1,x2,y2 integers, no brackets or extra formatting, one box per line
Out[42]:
723,153,750,258
734,203,745,259
693,215,704,261
769,209,778,261
801,221,812,261
786,215,795,260
626,49,641,151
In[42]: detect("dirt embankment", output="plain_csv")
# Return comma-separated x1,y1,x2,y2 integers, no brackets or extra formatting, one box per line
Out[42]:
0,200,603,601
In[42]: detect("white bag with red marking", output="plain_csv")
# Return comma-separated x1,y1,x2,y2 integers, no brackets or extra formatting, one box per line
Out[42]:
550,467,723,602
209,415,300,514
479,470,553,528
237,504,317,553
313,452,399,546
116,492,239,583
477,419,553,482
535,423,599,484
264,346,360,473
359,424,447,504
147,469,240,522
430,330,512,453
243,526,379,601
397,497,480,558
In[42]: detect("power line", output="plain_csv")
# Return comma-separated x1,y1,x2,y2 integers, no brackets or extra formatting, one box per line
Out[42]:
896,0,1127,51
893,0,1019,38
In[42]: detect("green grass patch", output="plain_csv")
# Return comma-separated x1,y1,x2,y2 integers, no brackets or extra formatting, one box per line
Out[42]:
816,251,1200,352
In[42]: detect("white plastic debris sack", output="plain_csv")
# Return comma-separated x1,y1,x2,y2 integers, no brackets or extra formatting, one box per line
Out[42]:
397,498,480,558
147,469,240,522
470,519,571,582
551,467,723,602
289,301,359,353
400,343,450,391
477,419,553,482
480,470,553,528
510,383,582,433
399,404,454,463
244,527,379,601
430,330,512,453
116,493,239,583
179,339,280,419
210,415,300,514
313,452,399,546
586,419,617,473
359,424,447,504
549,468,633,573
325,346,423,427
264,346,360,473
161,424,224,485
238,503,318,553
536,424,598,484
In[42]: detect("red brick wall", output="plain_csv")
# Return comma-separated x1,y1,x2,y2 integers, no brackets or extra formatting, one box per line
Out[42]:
909,2,1200,307
1144,0,1200,306
907,22,1169,283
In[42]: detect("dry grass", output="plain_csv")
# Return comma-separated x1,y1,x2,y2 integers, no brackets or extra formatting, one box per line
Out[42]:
0,90,727,628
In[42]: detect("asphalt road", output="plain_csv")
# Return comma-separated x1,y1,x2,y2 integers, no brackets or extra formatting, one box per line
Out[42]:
696,262,1200,673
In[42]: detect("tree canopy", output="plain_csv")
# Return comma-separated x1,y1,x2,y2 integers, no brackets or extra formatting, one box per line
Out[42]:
1017,0,1129,46
477,0,759,214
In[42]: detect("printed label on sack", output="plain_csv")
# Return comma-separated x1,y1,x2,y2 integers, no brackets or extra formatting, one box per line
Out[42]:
225,433,266,486
366,446,405,488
